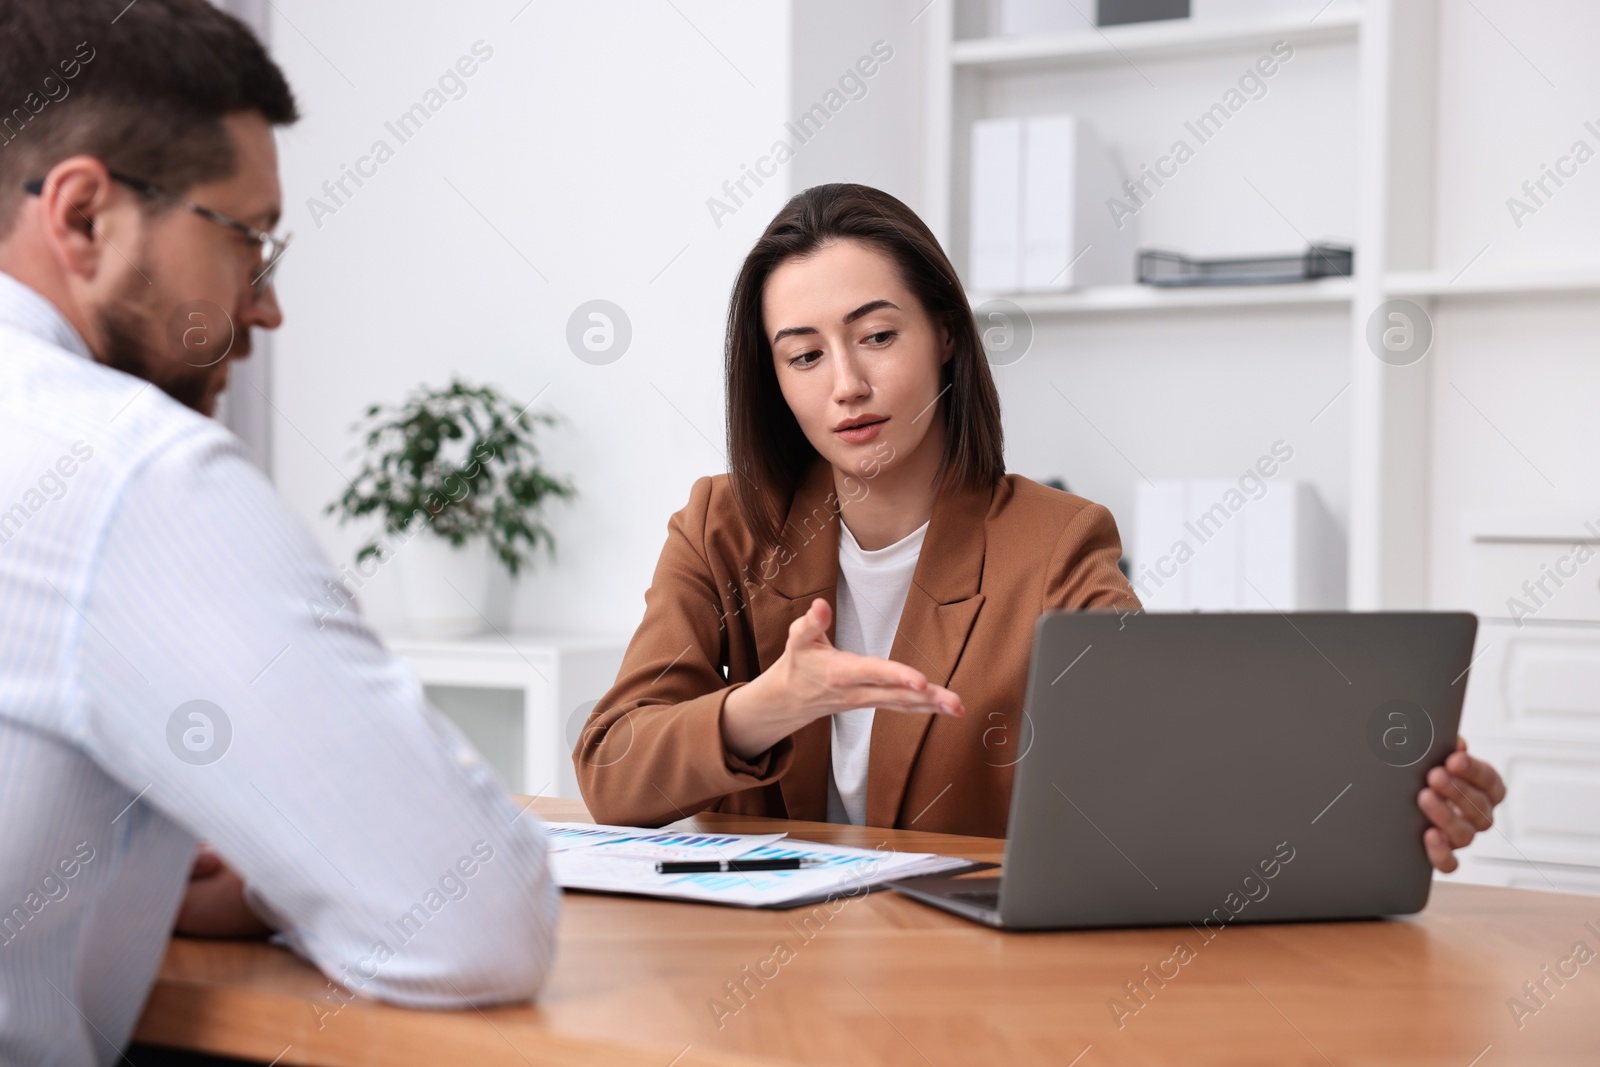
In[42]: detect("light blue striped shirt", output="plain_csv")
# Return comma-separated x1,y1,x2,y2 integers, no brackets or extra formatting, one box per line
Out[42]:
0,272,559,1066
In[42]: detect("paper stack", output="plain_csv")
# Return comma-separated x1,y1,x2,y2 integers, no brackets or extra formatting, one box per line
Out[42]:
546,822,975,909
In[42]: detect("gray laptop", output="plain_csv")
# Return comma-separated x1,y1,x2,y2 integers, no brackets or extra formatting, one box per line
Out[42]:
888,611,1478,930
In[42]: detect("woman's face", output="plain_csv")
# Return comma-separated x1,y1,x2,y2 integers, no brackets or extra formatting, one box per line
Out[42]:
763,239,951,484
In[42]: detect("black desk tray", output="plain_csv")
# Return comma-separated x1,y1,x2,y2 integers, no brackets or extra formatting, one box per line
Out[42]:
1137,244,1353,286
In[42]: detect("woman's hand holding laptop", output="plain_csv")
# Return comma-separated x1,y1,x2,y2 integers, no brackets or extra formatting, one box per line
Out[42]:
1420,737,1508,873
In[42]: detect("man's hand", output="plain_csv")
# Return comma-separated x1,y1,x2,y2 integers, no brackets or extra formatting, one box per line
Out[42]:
1418,737,1507,873
174,844,273,939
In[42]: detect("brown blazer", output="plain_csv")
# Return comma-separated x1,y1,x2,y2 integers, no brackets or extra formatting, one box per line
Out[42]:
574,456,1141,838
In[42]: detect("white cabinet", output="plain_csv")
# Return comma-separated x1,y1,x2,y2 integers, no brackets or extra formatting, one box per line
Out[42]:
1456,619,1600,891
1443,854,1600,897
386,631,627,800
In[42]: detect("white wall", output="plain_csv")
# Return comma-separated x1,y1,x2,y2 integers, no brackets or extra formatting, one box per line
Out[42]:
265,0,794,637
262,0,1600,640
787,1,928,207
264,0,953,639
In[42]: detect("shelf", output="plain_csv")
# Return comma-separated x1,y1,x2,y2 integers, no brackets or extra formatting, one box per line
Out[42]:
950,9,1362,73
382,628,629,660
970,277,1353,316
1385,267,1600,299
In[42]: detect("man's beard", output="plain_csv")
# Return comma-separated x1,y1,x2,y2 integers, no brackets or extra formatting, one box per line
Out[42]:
96,271,227,416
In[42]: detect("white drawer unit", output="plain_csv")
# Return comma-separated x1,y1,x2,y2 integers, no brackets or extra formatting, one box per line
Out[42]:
1462,620,1600,745
1464,513,1600,626
1442,855,1600,896
1456,616,1600,888
385,630,627,800
1457,740,1600,869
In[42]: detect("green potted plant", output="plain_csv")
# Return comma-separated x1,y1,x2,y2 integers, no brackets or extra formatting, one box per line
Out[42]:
327,377,576,637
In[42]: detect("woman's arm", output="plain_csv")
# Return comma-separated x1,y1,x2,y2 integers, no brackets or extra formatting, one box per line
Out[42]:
1043,500,1142,613
574,477,762,826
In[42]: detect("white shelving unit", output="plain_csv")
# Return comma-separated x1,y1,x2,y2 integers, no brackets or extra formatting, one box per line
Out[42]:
384,630,627,801
1385,267,1600,300
971,276,1353,315
918,0,1600,893
949,9,1361,71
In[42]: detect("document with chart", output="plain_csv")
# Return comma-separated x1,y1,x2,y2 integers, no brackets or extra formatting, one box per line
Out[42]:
545,822,978,909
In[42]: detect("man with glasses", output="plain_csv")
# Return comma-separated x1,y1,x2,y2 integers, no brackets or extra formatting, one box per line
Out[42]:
0,3,559,1063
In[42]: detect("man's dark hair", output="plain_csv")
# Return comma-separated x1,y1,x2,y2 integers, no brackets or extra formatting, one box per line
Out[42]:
0,0,298,237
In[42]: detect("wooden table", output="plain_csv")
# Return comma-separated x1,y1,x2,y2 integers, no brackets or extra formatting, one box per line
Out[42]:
135,798,1600,1066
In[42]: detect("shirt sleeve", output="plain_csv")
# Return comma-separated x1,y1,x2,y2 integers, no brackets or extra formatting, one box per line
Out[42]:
66,427,558,1009
1043,500,1143,614
574,475,794,826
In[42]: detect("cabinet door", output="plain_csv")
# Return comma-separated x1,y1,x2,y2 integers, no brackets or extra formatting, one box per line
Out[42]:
1458,739,1600,868
1460,621,1600,744
1456,622,1600,871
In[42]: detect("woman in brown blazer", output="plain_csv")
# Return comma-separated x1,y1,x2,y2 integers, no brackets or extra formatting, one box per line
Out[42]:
576,184,1505,864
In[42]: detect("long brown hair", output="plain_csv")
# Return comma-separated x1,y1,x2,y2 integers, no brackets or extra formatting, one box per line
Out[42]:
725,183,1004,550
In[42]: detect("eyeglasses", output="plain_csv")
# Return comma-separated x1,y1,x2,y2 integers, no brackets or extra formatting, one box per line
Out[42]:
23,171,291,299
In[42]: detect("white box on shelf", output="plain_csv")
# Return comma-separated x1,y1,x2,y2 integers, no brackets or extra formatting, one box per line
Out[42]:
999,0,1198,34
971,114,1132,293
997,0,1083,36
1131,479,1344,611
1189,0,1298,23
1021,116,1132,290
970,117,1023,293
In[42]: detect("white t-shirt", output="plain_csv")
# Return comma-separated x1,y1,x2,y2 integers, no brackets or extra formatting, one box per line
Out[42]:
825,517,930,825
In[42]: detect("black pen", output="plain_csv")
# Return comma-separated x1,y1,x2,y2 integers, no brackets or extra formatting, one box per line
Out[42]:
656,857,827,874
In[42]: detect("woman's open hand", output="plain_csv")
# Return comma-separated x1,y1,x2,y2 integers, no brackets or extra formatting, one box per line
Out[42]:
722,597,964,760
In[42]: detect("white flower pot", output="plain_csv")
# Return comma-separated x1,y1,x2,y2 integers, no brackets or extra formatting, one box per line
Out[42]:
392,532,494,639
